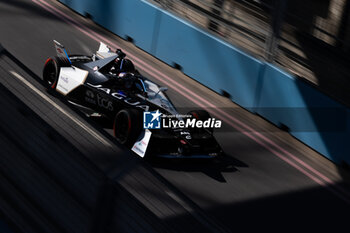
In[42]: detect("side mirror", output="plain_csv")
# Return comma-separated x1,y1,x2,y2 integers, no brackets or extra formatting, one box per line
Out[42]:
148,87,168,98
159,87,168,92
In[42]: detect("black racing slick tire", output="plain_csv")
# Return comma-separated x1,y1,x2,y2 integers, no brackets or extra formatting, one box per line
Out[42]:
42,56,70,89
113,109,142,147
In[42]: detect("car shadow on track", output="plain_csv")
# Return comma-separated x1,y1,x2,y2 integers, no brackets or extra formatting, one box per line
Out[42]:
86,112,247,183
148,154,248,183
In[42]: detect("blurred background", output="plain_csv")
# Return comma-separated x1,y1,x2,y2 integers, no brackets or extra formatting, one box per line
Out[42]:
153,0,350,106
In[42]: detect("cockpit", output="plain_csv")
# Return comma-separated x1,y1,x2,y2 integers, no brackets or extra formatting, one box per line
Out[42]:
111,72,146,96
108,58,135,76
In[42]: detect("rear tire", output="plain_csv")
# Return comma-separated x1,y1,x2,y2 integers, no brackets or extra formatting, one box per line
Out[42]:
42,56,70,89
113,109,142,147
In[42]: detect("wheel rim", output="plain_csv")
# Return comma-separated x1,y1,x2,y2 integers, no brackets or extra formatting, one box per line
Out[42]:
43,61,57,88
47,70,56,87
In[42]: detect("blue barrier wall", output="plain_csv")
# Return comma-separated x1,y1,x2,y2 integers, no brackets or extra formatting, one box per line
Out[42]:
256,64,349,163
59,0,160,53
155,10,263,108
58,0,85,15
58,0,349,165
60,0,262,108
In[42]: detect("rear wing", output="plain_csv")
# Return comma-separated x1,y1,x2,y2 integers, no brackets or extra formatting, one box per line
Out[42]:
53,40,72,64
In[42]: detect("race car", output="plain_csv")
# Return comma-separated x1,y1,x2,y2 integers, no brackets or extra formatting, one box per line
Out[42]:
42,40,223,158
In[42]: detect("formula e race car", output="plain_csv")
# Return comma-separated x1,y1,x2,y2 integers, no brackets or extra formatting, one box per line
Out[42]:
42,40,222,158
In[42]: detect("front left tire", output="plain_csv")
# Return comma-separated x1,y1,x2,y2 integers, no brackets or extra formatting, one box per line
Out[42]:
42,56,70,89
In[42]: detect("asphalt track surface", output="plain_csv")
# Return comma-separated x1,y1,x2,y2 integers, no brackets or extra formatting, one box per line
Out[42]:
1,0,350,232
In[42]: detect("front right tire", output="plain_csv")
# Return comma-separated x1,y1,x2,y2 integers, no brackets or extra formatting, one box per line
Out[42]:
113,109,142,147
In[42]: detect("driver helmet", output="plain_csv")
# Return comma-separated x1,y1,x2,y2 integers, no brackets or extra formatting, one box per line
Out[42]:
117,72,135,89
